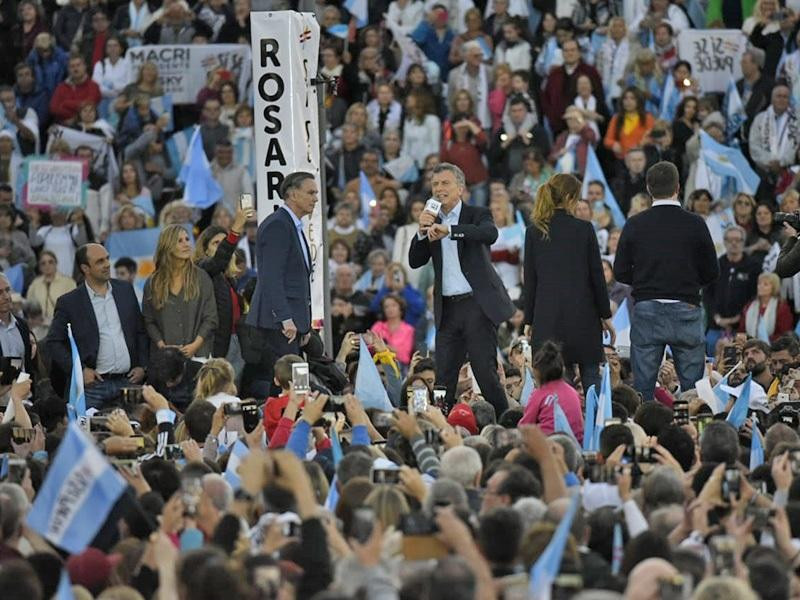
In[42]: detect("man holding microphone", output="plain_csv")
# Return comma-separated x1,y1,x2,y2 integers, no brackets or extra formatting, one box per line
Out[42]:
409,163,515,414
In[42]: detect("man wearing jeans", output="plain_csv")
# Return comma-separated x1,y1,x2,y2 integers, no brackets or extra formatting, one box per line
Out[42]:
613,162,719,401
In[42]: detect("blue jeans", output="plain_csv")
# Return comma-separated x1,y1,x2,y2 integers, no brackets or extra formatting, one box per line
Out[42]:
630,300,705,402
85,377,131,410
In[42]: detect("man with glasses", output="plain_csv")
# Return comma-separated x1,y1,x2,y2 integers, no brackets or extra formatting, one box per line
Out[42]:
705,225,760,354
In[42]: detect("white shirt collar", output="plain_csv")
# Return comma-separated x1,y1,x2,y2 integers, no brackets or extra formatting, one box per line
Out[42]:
282,204,303,229
442,200,463,221
652,196,681,208
86,282,111,299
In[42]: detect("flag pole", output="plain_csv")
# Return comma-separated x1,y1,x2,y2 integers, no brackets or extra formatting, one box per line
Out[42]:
312,74,334,356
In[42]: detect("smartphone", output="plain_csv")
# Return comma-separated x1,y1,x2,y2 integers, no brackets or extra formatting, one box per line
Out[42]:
432,386,447,407
89,416,110,432
240,193,254,211
291,363,310,394
423,198,441,215
371,468,401,485
745,505,775,530
0,357,22,385
692,414,712,435
6,457,26,484
181,475,202,517
350,507,375,543
721,468,740,501
709,535,736,575
11,427,33,444
223,402,242,417
241,401,260,433
409,388,428,415
723,345,739,367
163,444,184,460
673,400,690,425
121,386,144,405
400,511,438,536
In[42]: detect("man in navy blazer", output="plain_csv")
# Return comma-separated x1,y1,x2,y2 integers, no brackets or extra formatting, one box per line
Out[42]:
247,172,316,385
409,163,515,414
46,244,149,409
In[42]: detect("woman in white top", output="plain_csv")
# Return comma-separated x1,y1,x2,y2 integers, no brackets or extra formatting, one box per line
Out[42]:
193,358,243,446
494,19,532,72
489,191,524,299
25,250,76,323
392,197,426,289
401,90,441,169
36,208,89,278
385,0,424,35
366,83,403,136
92,35,132,103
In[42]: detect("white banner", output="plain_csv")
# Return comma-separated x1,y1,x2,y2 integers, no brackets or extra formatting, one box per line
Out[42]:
126,44,252,105
677,29,747,93
25,159,86,208
251,11,324,325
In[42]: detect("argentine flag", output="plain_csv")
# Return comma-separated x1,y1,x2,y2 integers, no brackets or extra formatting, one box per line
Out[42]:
179,126,223,209
165,126,195,170
726,373,752,429
27,422,126,553
604,298,630,350
529,490,581,599
519,367,535,408
345,0,367,27
592,363,613,451
750,415,764,470
223,440,250,491
354,337,393,411
583,385,598,452
581,146,626,227
67,323,86,420
723,79,746,145
700,130,760,195
553,398,579,447
359,170,377,223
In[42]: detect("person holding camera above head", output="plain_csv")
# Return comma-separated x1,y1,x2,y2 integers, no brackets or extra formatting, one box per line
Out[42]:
522,173,613,395
47,243,148,409
614,161,719,402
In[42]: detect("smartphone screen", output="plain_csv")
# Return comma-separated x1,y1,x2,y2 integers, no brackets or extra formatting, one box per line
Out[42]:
291,363,310,393
239,193,254,211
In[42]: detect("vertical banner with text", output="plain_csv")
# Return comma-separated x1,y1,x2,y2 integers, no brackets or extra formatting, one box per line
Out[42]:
251,11,324,326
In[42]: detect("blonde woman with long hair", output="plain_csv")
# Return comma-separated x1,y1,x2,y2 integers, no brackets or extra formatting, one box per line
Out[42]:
522,173,614,393
142,225,218,358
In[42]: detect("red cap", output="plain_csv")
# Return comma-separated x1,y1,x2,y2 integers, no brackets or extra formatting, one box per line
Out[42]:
447,403,478,435
67,548,122,595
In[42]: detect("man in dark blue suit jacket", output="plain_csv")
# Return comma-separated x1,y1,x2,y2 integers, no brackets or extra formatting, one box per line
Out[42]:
246,172,316,386
46,244,149,409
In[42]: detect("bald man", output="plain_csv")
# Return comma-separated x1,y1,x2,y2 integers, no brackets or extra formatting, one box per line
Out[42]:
46,243,148,409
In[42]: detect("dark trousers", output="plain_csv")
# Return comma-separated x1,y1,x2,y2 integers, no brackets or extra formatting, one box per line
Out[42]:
241,326,300,398
437,295,509,417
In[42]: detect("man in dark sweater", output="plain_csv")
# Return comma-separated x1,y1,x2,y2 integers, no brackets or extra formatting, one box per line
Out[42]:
614,162,719,401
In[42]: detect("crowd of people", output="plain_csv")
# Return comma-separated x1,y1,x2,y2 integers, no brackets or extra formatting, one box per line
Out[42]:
0,0,800,598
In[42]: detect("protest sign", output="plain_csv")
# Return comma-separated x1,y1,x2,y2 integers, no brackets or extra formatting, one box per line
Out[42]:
46,125,119,183
21,157,87,209
126,44,252,105
677,29,747,93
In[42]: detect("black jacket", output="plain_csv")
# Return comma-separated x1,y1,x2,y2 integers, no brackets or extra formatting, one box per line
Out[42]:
0,315,33,372
523,211,611,365
736,75,774,143
408,203,515,328
197,232,240,358
776,236,800,279
46,279,149,375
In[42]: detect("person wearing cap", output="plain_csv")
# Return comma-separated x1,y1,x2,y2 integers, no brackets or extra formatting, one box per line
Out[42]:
246,172,316,392
549,105,597,176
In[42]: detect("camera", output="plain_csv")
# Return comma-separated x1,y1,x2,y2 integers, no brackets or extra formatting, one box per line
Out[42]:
401,511,438,535
371,467,401,484
121,386,143,405
673,400,690,425
775,211,800,229
625,445,655,463
241,401,260,433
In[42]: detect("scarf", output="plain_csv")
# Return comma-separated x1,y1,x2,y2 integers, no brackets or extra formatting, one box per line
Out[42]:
454,63,490,129
745,297,778,339
127,1,152,46
761,105,799,163
574,95,600,139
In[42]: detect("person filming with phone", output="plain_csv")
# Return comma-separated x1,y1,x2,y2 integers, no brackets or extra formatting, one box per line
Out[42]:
247,172,317,390
409,163,515,414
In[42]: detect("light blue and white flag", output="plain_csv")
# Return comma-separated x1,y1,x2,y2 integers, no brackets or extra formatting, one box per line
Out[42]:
325,475,340,511
757,315,770,343
354,337,392,411
520,367,535,408
327,24,349,39
223,439,250,491
233,132,255,179
750,415,764,471
359,170,376,222
179,127,223,209
726,373,752,429
583,385,598,452
56,569,75,600
611,522,624,575
27,422,126,553
724,79,746,144
700,130,760,195
345,0,367,27
592,363,613,451
553,398,579,447
165,126,195,170
604,298,630,349
581,146,626,227
150,94,174,132
67,323,86,420
331,427,344,467
3,264,24,294
659,75,677,121
529,490,581,600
